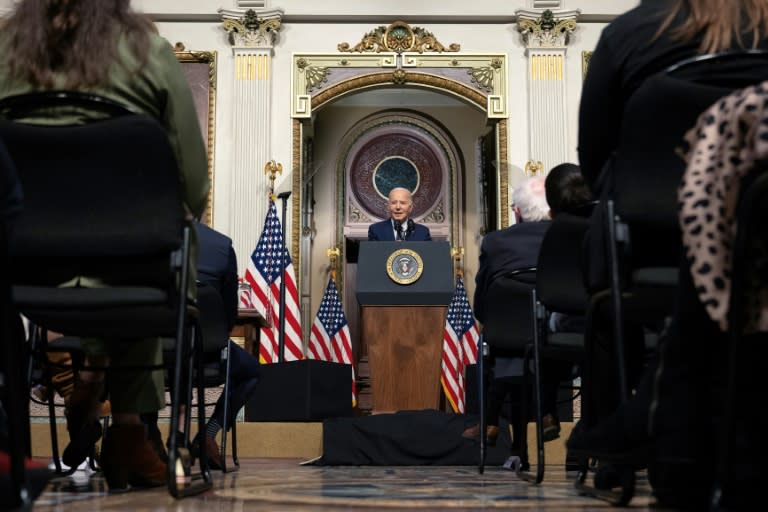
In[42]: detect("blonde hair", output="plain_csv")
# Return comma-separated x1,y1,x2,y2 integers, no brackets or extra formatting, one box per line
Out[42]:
657,0,768,53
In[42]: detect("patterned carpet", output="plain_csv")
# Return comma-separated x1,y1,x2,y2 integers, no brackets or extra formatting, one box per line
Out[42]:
31,458,661,511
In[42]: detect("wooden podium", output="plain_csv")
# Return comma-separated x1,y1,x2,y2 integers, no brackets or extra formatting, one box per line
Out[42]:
357,241,454,413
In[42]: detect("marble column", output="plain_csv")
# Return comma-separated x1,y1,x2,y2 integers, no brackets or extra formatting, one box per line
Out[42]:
219,8,283,273
516,8,579,175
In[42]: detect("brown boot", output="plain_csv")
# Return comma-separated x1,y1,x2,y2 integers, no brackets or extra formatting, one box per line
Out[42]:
100,424,167,490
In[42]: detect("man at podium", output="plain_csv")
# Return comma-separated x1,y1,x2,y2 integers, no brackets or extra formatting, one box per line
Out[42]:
367,187,432,241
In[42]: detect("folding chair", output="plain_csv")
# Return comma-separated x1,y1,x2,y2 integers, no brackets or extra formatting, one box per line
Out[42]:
712,168,768,510
476,267,536,474
167,283,240,473
601,50,768,406
580,50,768,507
0,139,51,508
522,213,590,484
0,91,211,498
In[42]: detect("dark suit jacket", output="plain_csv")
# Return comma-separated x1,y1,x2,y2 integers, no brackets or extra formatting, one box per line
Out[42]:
196,222,238,331
367,219,432,241
473,221,549,323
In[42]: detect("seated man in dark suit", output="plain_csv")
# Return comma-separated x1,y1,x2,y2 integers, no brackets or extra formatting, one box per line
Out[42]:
144,222,260,470
468,176,551,448
467,165,592,448
367,187,432,241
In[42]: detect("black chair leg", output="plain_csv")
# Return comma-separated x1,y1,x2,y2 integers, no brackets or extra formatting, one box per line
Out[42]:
230,419,239,469
2,309,32,509
573,290,636,506
219,342,232,473
478,335,487,474
518,290,544,484
605,200,629,402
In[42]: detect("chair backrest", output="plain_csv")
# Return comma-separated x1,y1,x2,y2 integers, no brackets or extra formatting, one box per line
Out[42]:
613,50,768,230
481,267,536,354
536,213,590,316
0,92,185,287
196,283,230,354
729,164,768,333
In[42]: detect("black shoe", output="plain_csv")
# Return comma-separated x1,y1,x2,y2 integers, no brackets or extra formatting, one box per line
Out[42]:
541,413,561,442
566,419,648,464
62,418,102,469
593,463,624,490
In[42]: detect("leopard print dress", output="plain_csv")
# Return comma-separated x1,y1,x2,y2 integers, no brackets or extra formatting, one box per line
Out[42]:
678,81,768,333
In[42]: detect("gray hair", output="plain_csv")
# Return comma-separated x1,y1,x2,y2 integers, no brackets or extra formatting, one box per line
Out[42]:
512,176,549,222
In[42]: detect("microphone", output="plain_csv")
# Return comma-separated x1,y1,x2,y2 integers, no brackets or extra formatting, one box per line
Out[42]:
406,219,415,237
393,220,403,241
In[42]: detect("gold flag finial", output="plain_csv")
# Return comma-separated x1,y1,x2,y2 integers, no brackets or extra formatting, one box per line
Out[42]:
326,247,341,281
524,160,544,176
450,246,465,277
264,160,283,200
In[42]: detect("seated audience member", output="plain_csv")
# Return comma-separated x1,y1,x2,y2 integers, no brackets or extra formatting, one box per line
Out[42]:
368,187,431,241
466,166,591,448
0,0,210,489
569,0,768,505
543,164,593,334
1,132,51,502
572,81,768,507
143,222,260,470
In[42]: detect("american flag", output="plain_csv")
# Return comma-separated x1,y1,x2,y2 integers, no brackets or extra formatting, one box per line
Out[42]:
308,278,356,406
441,276,480,413
242,199,304,363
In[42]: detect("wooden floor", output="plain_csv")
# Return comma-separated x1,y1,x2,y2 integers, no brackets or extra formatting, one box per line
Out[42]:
30,458,666,510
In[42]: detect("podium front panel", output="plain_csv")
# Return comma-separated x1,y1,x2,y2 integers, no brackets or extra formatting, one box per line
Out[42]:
356,241,453,305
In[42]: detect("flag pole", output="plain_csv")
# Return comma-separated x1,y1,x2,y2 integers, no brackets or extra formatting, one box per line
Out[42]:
276,190,291,362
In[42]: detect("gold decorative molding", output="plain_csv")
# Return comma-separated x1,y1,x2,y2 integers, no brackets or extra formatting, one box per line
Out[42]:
293,53,507,119
174,47,218,85
338,21,460,54
174,46,217,226
530,53,564,81
219,8,282,48
291,119,302,288
582,50,592,79
498,119,509,228
516,8,580,48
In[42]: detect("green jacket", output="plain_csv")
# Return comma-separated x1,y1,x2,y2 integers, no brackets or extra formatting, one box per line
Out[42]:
0,32,210,218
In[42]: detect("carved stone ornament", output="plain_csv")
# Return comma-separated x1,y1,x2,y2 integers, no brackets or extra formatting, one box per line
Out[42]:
515,8,580,48
338,21,460,54
349,203,372,224
219,8,283,48
468,58,503,92
423,200,446,224
297,58,331,92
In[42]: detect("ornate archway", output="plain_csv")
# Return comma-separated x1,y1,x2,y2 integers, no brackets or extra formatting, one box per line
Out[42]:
290,22,511,294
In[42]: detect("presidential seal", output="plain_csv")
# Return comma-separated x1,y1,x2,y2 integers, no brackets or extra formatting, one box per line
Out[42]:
386,248,424,285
